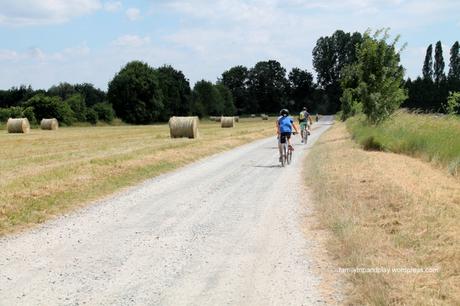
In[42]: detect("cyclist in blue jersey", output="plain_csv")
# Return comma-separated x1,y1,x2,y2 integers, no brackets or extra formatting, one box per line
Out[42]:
276,109,299,162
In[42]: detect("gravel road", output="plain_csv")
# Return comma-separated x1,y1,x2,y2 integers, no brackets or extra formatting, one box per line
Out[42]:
0,117,335,306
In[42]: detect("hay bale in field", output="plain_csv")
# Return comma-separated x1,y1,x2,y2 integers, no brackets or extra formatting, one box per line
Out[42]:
169,116,199,139
215,116,222,122
7,118,30,133
221,116,235,128
261,114,269,120
234,116,239,122
40,118,59,130
251,114,256,118
209,116,217,121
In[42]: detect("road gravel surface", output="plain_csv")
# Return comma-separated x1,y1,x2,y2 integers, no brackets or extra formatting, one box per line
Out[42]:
0,117,337,305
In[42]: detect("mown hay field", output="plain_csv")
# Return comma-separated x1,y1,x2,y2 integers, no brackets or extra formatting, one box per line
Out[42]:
0,118,275,235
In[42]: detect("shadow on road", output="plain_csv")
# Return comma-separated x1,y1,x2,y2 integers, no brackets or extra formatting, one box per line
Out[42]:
252,164,281,169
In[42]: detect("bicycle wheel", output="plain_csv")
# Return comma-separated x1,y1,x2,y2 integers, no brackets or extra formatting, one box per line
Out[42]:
304,130,308,144
287,148,292,165
281,144,286,167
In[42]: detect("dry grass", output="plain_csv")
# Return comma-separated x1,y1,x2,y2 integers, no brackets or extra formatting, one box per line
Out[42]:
0,118,275,235
305,122,460,305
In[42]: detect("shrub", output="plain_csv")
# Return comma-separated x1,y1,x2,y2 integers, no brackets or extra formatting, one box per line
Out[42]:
85,108,98,124
92,103,115,123
340,88,362,121
362,136,384,151
22,106,36,124
65,94,87,122
25,94,76,125
0,108,11,123
443,91,460,114
9,106,23,118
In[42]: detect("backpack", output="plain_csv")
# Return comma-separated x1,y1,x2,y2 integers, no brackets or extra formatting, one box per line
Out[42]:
299,111,305,120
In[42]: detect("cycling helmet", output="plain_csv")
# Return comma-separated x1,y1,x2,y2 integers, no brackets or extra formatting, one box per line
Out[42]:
302,107,307,111
279,109,289,116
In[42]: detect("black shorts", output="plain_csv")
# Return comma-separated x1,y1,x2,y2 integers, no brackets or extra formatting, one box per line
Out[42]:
279,132,291,144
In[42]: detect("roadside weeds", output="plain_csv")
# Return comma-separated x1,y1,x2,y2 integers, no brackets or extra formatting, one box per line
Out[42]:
304,122,460,305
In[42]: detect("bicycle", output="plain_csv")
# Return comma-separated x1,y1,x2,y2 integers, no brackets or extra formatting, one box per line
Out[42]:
300,123,309,144
279,132,296,167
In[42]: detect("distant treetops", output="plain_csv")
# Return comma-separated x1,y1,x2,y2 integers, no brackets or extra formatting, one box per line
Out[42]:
1,29,459,126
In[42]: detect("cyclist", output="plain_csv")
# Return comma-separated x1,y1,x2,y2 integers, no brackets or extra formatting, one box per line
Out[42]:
276,109,299,162
298,107,313,142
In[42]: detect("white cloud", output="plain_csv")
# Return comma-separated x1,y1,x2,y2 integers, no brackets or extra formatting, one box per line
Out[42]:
104,1,122,12
112,35,150,48
160,0,460,83
125,7,141,21
0,0,102,26
0,43,90,63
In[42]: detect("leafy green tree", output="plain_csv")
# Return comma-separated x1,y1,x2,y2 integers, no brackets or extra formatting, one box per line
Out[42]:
107,61,163,124
422,44,433,80
219,66,249,114
92,102,115,123
287,68,315,111
0,85,36,107
26,94,75,125
65,94,87,122
48,82,77,100
434,41,446,84
247,60,288,114
191,80,223,117
312,30,363,113
74,83,106,107
155,65,192,120
215,84,236,115
339,64,362,120
342,29,407,123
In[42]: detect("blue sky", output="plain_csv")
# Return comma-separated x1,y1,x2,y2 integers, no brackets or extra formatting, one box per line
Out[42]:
0,0,459,90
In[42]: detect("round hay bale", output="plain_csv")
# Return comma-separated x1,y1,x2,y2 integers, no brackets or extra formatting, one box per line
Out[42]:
261,114,269,120
221,116,235,128
169,116,199,139
215,116,222,122
209,116,217,121
7,118,30,133
251,114,256,118
40,118,59,130
234,116,239,122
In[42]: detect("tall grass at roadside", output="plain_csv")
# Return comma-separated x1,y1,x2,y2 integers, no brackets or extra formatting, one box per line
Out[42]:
347,111,460,175
305,122,460,305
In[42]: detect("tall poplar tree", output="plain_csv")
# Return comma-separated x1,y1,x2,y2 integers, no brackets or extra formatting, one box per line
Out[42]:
434,41,446,83
448,41,460,81
422,44,433,80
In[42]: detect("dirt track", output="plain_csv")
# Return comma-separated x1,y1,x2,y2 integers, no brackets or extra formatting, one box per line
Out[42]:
0,117,337,305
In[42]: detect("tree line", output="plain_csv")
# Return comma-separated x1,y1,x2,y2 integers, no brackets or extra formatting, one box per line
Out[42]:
1,29,458,126
404,41,460,112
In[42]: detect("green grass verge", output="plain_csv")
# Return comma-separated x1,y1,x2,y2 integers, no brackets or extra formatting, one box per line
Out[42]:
347,111,460,175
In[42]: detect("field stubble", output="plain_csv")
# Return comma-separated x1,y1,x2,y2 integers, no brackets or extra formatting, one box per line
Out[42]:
0,119,275,235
